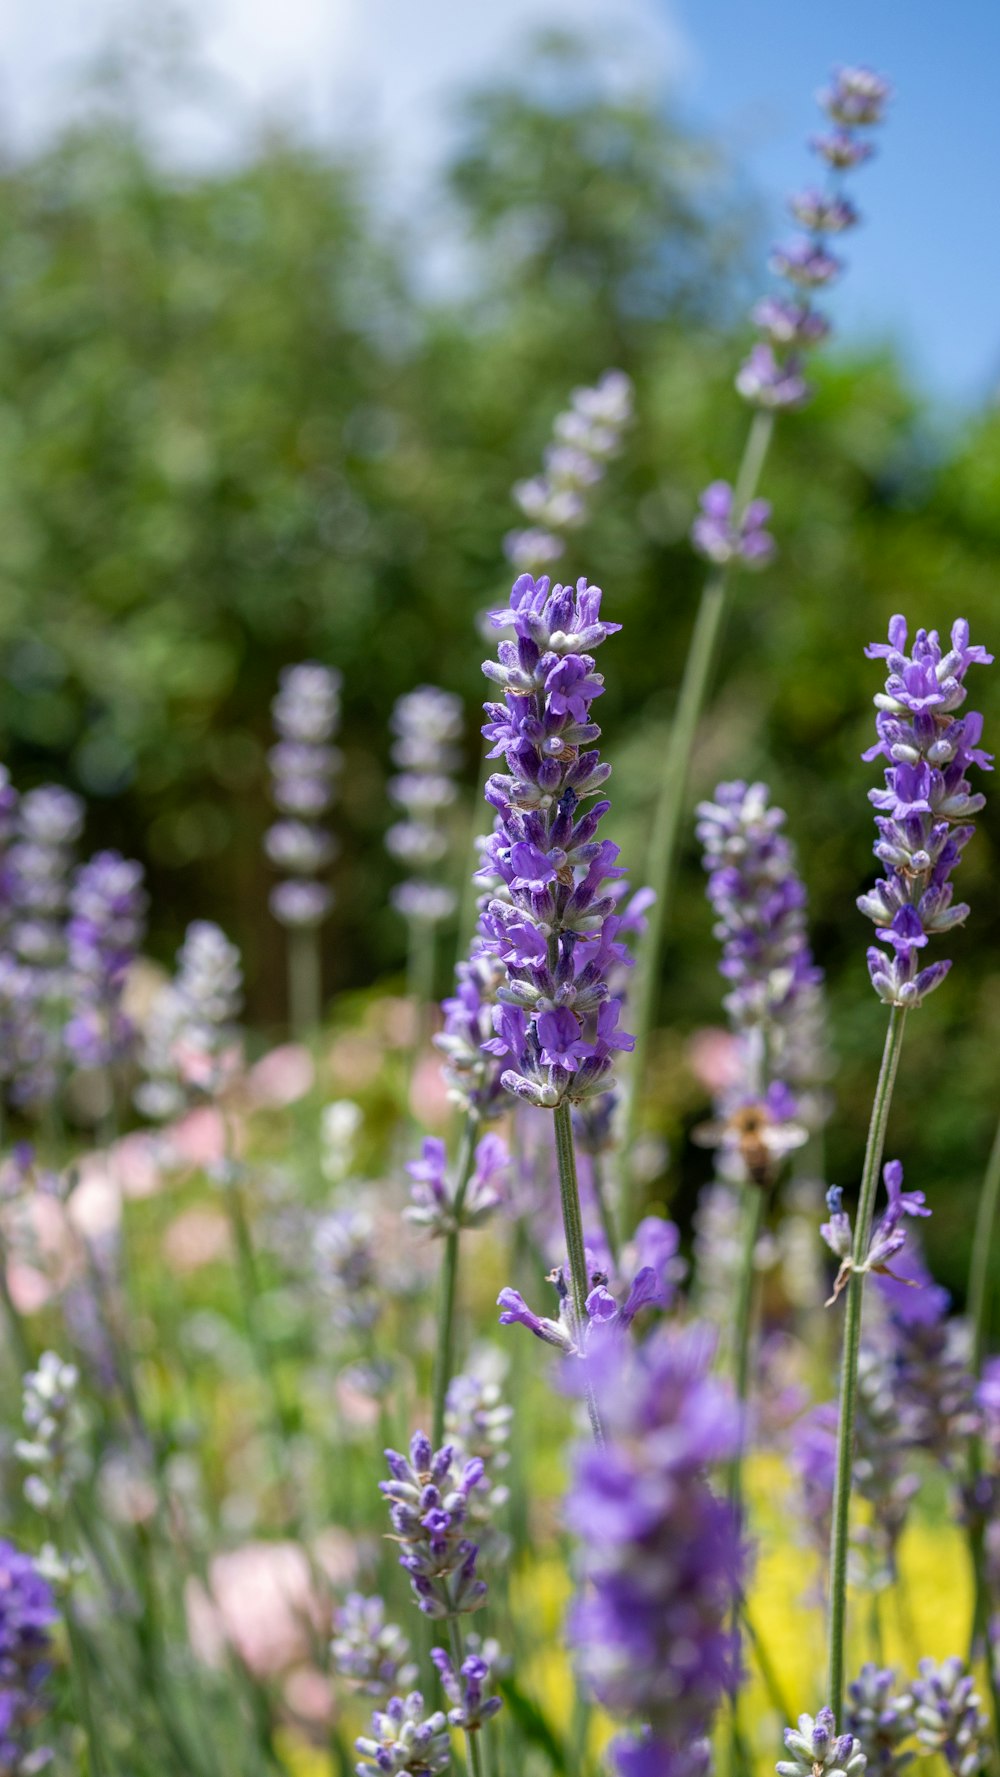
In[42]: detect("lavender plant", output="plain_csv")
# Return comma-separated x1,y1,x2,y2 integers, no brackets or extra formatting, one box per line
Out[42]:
827,615,992,1725
266,661,342,1033
0,1537,57,1776
626,62,891,1195
505,369,633,575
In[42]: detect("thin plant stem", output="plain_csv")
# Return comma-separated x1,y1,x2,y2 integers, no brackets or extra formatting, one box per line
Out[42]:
826,1005,908,1726
964,1110,1000,1729
288,925,322,1037
623,409,775,1217
66,1606,110,1777
431,1118,479,1447
590,1151,620,1268
406,915,438,1085
553,1101,604,1445
726,1184,765,1776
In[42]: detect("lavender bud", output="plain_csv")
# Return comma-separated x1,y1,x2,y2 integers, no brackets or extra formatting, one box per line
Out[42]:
331,1594,418,1697
777,1708,867,1777
912,1659,990,1777
846,1665,916,1775
354,1692,450,1776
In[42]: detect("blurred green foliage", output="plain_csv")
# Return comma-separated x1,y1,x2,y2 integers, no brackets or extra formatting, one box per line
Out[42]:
0,36,997,1295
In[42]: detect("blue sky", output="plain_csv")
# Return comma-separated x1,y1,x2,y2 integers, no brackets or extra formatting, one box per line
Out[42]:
671,0,1000,408
5,0,999,409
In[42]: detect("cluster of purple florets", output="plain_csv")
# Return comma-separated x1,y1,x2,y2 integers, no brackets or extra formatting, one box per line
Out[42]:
387,685,463,927
265,662,342,930
739,65,890,415
692,65,889,569
476,574,635,1110
567,1327,744,1777
506,370,633,575
859,617,992,1008
0,1537,57,1772
0,774,147,1107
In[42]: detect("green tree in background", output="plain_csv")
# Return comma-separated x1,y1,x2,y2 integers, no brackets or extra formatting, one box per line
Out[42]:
0,34,997,1298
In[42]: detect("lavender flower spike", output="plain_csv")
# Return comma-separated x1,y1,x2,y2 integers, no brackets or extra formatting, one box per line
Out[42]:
354,1693,450,1776
567,1325,744,1777
478,574,634,1110
860,617,992,1008
430,1645,503,1730
912,1659,990,1777
331,1594,418,1697
505,370,632,574
0,1538,57,1775
846,1665,916,1776
266,662,341,930
379,1433,488,1619
387,685,463,927
777,1708,867,1777
65,850,147,1070
405,1133,509,1236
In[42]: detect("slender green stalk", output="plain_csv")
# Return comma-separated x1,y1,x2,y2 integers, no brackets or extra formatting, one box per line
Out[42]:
66,1606,110,1777
727,1187,765,1514
431,1118,479,1447
553,1101,604,1445
288,925,322,1037
623,410,775,1216
964,1110,1000,1734
826,1006,908,1725
589,1151,619,1267
406,915,438,1086
726,1185,764,1775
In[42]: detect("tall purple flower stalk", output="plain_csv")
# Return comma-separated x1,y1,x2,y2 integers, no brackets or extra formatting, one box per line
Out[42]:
64,850,147,1074
0,1536,57,1774
5,784,85,1109
505,371,633,576
629,61,890,1209
387,686,463,930
567,1325,744,1777
478,575,633,1112
859,617,993,1008
266,662,342,931
695,779,822,1181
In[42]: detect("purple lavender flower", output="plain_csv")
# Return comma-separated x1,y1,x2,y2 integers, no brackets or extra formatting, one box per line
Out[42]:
821,1161,930,1302
433,946,507,1120
64,850,147,1070
777,1708,867,1777
873,1244,976,1465
379,1434,488,1620
314,1202,381,1331
0,1538,57,1774
477,574,634,1110
769,239,844,288
430,1645,503,1731
135,921,243,1118
735,343,810,410
404,1132,509,1236
737,64,888,414
266,662,341,930
354,1692,450,1775
911,1659,989,1776
691,482,775,568
331,1594,418,1697
819,67,892,129
567,1325,744,1777
695,780,821,1183
846,1665,916,1776
860,617,992,1008
387,686,463,927
505,371,633,574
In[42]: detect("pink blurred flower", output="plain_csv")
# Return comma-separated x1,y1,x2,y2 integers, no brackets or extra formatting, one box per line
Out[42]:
245,1044,315,1109
686,1026,743,1095
162,1207,232,1274
408,1053,451,1128
186,1534,356,1679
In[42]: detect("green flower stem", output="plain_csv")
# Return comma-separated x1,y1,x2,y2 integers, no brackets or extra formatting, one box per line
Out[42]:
727,1186,765,1515
288,924,322,1037
726,1184,765,1777
406,914,438,1088
827,1005,908,1726
66,1606,110,1777
553,1100,604,1445
431,1117,479,1448
590,1150,620,1268
623,409,775,1219
964,1109,1000,1733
